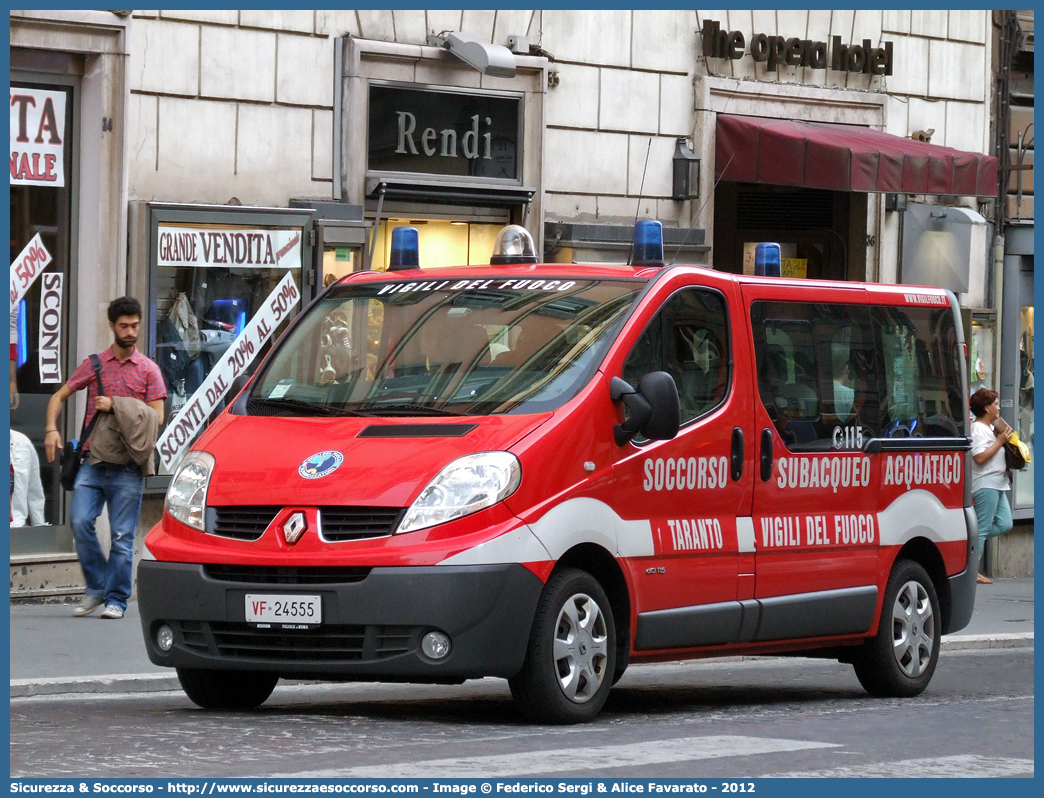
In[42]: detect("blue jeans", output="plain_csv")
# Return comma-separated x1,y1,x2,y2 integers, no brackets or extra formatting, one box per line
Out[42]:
70,460,144,611
973,487,1013,552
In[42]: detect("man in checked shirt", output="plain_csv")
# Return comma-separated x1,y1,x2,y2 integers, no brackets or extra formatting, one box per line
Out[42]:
44,297,167,619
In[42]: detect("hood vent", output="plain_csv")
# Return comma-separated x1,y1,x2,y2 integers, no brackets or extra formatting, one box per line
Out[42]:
357,423,478,438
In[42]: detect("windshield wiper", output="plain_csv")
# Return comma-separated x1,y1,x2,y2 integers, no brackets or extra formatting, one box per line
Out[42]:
351,402,464,417
248,397,374,417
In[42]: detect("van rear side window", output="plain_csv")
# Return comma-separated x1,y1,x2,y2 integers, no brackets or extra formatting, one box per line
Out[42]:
751,301,966,450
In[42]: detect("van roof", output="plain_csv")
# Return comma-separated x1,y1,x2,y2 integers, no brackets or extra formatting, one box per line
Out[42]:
339,262,954,301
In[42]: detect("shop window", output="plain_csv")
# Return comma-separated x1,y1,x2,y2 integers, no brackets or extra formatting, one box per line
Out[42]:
1015,305,1034,508
9,81,74,548
146,210,312,476
370,219,506,270
156,258,290,422
623,288,730,426
321,247,359,289
970,317,996,395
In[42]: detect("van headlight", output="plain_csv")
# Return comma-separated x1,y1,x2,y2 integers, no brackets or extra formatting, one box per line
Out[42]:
165,451,215,532
396,452,522,535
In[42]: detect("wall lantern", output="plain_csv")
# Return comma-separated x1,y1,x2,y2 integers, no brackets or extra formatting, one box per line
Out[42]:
427,31,517,78
672,138,701,201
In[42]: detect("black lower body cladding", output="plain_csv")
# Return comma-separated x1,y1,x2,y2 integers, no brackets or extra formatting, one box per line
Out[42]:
137,561,543,681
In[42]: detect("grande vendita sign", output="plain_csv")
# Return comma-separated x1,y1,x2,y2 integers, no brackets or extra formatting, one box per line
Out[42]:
157,226,303,270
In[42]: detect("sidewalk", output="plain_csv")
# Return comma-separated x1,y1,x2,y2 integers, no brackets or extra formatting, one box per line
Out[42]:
9,578,1034,698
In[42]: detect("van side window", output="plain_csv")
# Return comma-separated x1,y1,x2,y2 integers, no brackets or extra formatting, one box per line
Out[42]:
751,300,967,450
751,302,877,449
623,288,730,425
874,306,967,438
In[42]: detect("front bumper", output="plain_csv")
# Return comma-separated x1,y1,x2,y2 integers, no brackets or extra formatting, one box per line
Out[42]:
137,561,543,681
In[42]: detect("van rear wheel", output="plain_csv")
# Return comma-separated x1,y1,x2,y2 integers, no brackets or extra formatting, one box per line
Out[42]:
509,568,616,724
853,560,940,697
177,668,278,710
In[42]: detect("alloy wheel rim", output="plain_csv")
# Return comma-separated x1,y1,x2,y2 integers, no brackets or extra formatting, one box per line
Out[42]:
552,592,609,703
890,579,934,678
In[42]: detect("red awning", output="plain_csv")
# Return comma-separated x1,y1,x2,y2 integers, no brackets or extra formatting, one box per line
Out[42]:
716,115,998,197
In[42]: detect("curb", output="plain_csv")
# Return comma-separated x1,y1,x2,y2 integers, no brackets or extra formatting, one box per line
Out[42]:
10,673,181,698
941,631,1035,651
10,633,1032,699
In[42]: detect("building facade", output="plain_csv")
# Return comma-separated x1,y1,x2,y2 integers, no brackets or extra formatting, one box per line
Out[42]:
9,9,1031,595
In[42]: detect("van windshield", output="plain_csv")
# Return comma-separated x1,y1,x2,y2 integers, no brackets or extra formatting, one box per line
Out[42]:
248,276,644,417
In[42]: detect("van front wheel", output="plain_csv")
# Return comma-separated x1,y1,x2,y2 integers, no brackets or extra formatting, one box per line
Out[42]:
853,560,940,697
177,668,278,710
509,568,616,724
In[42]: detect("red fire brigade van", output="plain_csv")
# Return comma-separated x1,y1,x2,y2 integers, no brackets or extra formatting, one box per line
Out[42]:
138,222,977,724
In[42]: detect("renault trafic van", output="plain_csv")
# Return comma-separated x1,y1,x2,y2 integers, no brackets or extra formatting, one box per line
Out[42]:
138,223,977,723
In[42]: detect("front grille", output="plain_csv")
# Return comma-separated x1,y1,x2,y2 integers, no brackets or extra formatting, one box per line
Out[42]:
319,507,404,542
203,564,371,585
213,622,367,660
174,621,418,662
180,620,208,653
204,506,404,542
206,507,280,541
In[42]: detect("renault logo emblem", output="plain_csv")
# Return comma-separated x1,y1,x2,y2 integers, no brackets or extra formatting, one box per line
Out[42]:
283,512,307,544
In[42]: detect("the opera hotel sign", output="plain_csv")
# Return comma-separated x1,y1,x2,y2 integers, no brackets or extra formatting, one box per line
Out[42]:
702,20,894,75
368,84,522,181
10,87,67,186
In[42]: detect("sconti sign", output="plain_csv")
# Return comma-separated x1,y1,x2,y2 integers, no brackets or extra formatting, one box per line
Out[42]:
701,20,894,75
368,85,521,181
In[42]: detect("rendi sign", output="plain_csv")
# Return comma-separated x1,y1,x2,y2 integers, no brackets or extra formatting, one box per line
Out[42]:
702,19,894,75
368,85,521,180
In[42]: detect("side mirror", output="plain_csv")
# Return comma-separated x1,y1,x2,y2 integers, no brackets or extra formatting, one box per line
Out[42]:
610,372,680,446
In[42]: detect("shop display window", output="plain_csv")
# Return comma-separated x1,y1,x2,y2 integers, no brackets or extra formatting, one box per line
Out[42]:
1015,306,1034,507
147,210,312,477
369,219,506,270
970,319,996,395
9,80,73,552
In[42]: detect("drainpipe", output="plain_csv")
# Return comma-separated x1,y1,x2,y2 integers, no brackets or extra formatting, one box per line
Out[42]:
992,235,1005,389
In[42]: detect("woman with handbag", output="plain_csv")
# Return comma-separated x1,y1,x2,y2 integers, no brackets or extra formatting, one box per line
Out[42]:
969,388,1014,584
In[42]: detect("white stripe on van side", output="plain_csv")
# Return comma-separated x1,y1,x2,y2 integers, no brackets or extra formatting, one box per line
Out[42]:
437,524,550,566
437,497,655,566
527,497,655,559
877,489,968,546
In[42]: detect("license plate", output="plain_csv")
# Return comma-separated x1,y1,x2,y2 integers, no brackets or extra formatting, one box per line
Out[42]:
245,594,322,627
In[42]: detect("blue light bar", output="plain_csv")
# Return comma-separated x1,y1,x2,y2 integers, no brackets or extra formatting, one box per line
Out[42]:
631,220,664,266
754,242,781,277
388,226,420,271
235,310,246,338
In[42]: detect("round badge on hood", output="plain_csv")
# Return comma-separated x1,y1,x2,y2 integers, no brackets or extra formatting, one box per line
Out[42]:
299,451,344,479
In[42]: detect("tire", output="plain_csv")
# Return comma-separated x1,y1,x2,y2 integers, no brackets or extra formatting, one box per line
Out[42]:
509,568,616,724
176,668,278,710
853,560,940,698
611,663,628,686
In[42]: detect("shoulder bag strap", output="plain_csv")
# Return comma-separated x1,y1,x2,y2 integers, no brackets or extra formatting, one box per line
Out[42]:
76,355,106,453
